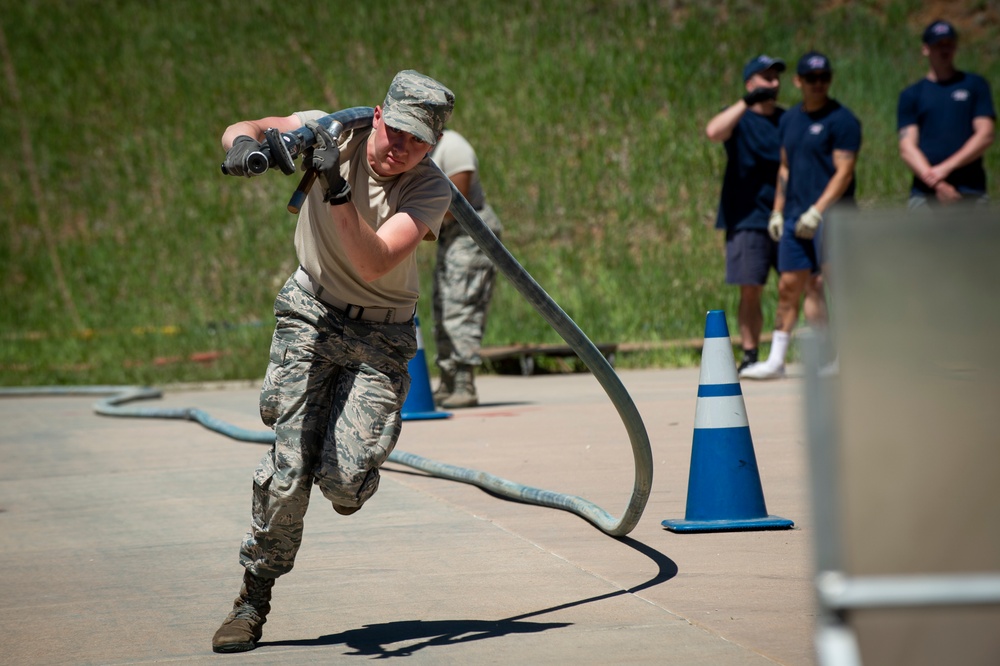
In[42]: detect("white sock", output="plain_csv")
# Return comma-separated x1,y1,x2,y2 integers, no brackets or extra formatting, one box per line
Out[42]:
765,330,790,366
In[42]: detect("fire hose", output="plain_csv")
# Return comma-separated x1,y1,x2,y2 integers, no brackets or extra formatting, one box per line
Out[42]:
5,108,653,537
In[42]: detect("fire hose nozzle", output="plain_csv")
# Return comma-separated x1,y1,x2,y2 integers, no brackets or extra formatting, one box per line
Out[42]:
220,107,374,183
245,151,269,175
219,148,269,176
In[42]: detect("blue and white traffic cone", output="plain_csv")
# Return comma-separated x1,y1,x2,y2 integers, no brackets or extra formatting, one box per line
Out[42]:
401,316,451,421
662,310,793,532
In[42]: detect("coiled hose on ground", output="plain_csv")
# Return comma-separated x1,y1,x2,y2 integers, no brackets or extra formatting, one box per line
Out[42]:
1,108,653,537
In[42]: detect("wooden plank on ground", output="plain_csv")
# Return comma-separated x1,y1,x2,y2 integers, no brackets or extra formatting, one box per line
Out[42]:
481,333,773,375
481,342,618,375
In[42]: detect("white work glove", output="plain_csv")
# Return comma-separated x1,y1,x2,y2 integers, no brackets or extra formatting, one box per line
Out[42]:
794,205,822,239
768,211,784,242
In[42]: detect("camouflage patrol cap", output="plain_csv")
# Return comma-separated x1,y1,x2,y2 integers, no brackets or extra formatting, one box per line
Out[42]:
382,70,455,146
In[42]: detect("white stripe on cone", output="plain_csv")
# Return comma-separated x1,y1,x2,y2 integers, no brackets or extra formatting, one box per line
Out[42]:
694,335,749,429
699,337,740,385
414,315,425,349
694,396,749,429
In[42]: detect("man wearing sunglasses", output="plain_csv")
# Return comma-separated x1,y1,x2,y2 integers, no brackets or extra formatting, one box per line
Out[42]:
741,52,861,380
898,20,995,208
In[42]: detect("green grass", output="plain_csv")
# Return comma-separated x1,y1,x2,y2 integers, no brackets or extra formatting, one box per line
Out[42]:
2,0,998,385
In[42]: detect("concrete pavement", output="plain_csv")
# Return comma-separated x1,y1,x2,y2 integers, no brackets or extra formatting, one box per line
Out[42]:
0,367,815,664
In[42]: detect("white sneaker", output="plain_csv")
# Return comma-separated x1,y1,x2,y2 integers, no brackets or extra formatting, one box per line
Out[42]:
739,361,786,380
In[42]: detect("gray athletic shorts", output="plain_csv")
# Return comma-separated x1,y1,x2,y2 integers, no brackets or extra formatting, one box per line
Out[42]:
726,229,777,286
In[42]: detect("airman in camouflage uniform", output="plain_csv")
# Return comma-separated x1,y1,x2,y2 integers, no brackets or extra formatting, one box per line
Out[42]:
214,70,455,653
429,129,503,408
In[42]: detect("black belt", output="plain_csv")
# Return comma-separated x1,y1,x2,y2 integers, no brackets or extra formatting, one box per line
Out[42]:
293,267,414,324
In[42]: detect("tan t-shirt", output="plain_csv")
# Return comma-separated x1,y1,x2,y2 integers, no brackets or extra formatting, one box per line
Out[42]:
293,110,451,309
430,129,485,210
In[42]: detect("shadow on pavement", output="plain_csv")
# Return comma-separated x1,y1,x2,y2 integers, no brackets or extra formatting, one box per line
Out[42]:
262,536,677,657
263,618,572,657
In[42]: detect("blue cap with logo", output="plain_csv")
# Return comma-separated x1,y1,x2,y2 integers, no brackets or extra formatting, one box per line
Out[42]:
923,20,958,45
743,54,786,82
797,51,833,76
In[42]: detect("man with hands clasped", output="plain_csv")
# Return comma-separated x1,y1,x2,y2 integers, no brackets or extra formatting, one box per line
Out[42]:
741,52,861,380
706,54,786,372
898,19,995,208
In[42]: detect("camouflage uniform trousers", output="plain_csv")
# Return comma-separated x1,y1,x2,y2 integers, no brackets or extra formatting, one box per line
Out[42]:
240,276,417,578
432,203,502,373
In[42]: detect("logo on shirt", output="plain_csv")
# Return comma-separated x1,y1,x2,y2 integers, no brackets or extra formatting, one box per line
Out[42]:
952,89,970,102
809,123,824,135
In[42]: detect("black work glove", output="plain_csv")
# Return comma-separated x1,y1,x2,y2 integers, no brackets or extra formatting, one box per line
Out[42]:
305,120,351,206
742,87,778,106
222,135,261,177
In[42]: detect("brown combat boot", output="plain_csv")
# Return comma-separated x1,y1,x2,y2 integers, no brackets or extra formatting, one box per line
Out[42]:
432,366,456,406
212,570,275,653
441,365,478,408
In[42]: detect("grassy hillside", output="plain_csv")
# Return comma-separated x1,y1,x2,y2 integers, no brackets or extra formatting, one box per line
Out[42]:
2,0,998,385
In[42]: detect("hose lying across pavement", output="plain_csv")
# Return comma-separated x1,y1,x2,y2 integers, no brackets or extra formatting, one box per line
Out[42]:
2,108,653,537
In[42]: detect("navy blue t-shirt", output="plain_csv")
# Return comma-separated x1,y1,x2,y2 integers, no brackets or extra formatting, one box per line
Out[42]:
779,100,862,225
897,71,996,195
715,107,784,235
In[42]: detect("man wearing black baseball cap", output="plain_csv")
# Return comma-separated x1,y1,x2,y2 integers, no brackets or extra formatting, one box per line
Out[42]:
898,20,996,207
705,54,787,371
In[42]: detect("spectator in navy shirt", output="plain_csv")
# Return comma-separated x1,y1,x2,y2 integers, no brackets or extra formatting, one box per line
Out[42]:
741,52,861,380
898,19,996,207
706,54,786,371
